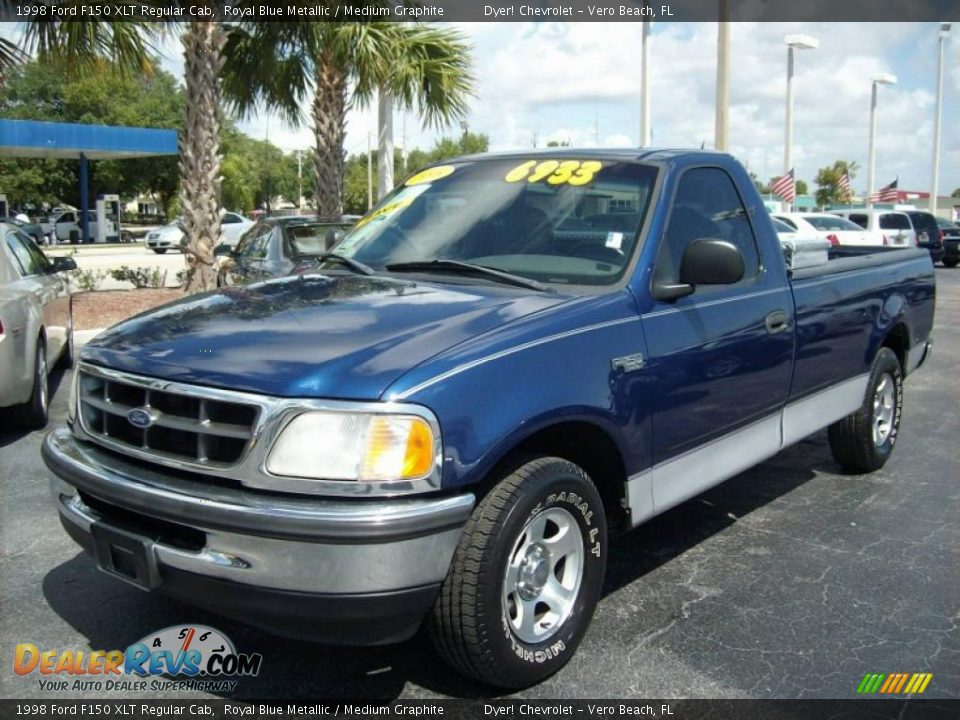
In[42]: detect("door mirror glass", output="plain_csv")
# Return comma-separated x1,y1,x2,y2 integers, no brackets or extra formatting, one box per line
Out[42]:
52,256,77,272
679,238,745,285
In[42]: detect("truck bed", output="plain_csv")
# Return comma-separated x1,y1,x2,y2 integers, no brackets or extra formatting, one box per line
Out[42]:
788,247,935,400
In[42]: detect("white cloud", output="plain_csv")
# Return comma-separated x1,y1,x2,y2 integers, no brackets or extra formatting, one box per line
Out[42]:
135,21,960,196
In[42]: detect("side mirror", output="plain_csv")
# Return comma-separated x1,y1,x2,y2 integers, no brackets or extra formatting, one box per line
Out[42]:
652,238,745,302
324,228,344,251
680,238,745,285
52,256,77,272
213,243,233,257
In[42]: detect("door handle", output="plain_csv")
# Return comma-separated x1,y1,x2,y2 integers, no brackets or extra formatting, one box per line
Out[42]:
764,310,791,334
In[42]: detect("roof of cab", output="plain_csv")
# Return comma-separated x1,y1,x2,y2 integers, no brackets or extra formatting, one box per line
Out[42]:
441,147,733,164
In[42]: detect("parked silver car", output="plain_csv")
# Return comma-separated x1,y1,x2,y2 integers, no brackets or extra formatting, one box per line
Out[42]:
0,223,76,429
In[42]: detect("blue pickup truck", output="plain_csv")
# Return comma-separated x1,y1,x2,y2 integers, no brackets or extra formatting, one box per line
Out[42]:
43,150,935,688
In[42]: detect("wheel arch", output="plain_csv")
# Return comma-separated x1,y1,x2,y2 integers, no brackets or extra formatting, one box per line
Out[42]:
471,418,631,533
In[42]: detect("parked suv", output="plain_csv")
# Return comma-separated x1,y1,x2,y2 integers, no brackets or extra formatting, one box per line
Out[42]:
904,211,945,265
935,217,959,268
832,209,914,247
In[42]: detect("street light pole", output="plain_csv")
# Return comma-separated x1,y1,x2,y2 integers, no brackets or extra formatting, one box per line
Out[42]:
640,18,652,147
866,73,897,208
783,34,818,212
714,0,730,151
931,23,951,215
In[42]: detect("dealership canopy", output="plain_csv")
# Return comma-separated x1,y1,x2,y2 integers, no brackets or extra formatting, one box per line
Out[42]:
0,119,178,241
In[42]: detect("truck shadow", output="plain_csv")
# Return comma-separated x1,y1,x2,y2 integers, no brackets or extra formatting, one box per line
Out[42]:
42,435,837,700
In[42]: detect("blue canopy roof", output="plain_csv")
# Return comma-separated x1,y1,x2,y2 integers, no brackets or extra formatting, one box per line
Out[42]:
0,119,177,160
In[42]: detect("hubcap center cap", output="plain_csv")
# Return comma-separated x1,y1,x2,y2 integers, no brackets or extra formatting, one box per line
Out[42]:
517,544,551,600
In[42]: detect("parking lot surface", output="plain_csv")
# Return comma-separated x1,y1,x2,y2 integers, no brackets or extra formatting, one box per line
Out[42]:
1,269,957,700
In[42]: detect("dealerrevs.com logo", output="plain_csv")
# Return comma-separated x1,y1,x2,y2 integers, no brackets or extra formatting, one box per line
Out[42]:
14,625,261,693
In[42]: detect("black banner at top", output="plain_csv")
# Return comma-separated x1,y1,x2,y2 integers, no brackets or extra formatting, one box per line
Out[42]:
0,0,956,22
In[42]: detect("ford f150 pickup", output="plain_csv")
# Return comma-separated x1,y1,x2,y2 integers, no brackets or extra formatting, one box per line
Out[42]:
43,150,935,688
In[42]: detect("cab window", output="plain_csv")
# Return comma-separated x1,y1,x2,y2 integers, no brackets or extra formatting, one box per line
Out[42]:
654,167,761,293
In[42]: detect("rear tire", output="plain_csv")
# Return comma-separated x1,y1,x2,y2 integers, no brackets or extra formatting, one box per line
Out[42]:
152,249,167,255
943,259,958,268
429,456,607,689
21,339,50,430
828,347,902,472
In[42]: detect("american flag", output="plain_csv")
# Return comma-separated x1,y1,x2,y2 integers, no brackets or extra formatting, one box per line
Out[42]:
837,172,853,201
770,169,795,203
869,178,899,203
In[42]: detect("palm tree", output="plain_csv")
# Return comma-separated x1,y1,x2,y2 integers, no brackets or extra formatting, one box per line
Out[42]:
222,21,474,220
376,25,474,198
2,17,159,81
178,20,227,293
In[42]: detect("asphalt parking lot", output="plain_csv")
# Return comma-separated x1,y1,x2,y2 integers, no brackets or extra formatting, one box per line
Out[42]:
1,269,957,701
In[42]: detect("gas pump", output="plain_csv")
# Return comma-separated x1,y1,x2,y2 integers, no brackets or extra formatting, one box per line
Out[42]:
95,194,121,243
0,194,8,219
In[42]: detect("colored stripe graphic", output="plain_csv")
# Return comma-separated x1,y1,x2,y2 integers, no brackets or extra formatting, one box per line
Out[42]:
858,672,932,694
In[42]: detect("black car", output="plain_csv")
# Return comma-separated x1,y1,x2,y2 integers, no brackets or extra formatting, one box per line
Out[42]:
216,216,355,286
905,211,945,265
935,216,960,268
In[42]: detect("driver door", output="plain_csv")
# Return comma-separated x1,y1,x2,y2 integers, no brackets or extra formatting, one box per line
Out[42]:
642,166,794,510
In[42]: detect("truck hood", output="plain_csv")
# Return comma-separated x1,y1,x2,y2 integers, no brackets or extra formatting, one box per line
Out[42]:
81,274,571,399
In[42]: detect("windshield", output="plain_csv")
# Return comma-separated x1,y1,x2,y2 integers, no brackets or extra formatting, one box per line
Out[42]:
286,223,349,256
329,158,658,287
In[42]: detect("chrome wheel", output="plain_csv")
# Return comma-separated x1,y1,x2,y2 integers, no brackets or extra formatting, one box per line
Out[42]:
873,373,895,446
502,506,583,644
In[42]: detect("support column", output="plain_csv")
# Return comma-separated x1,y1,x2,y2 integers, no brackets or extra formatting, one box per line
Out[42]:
79,153,89,244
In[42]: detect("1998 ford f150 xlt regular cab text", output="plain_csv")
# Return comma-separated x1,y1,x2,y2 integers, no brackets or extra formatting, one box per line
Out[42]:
43,150,935,688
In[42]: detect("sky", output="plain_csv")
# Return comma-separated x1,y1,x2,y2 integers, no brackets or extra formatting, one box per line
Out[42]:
7,21,960,197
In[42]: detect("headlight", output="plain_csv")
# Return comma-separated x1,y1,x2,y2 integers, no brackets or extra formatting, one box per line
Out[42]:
265,411,438,482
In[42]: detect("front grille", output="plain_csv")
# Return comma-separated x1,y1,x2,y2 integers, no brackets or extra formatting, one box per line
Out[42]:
78,369,259,466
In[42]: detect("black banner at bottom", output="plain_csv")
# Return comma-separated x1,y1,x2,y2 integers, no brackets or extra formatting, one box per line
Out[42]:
1,699,958,720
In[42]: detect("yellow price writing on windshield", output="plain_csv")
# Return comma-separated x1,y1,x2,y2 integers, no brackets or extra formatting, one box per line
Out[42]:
504,159,603,186
405,165,456,186
354,198,414,229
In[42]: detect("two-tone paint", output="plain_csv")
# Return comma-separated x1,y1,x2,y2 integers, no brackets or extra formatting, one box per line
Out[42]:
77,150,936,528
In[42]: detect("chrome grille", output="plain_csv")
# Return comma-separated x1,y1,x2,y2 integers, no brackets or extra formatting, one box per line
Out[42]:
77,368,259,466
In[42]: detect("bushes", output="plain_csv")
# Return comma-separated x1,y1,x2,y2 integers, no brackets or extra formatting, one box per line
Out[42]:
67,268,108,292
108,265,168,289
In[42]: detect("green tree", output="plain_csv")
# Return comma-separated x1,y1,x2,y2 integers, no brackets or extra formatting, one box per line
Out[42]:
815,160,859,207
375,25,475,199
546,139,571,147
951,188,960,198
221,19,474,221
405,131,489,173
0,60,182,215
795,179,808,196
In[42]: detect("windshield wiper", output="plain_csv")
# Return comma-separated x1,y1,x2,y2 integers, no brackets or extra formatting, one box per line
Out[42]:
314,252,375,275
385,259,551,292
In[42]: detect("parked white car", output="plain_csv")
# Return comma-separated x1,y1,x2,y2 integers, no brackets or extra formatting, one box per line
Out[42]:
145,212,254,254
0,223,75,428
773,212,884,247
830,209,915,247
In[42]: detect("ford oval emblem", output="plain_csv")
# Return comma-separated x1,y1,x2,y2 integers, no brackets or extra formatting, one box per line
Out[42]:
126,407,156,429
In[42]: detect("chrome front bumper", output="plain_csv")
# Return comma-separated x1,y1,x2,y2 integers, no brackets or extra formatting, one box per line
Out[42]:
44,427,473,598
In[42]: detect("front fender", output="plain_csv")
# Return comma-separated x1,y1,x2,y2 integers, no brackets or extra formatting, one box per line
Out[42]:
385,292,651,490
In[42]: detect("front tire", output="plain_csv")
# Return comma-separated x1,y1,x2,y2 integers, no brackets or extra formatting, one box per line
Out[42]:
943,258,958,268
828,347,903,472
152,248,167,255
429,457,607,689
21,339,50,430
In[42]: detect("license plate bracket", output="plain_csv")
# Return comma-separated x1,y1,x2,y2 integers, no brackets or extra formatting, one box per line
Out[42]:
91,521,160,591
